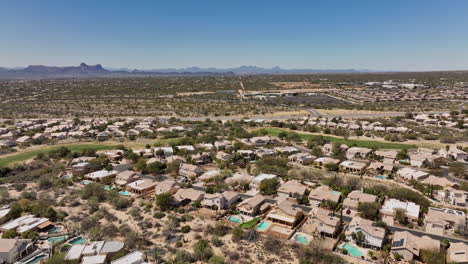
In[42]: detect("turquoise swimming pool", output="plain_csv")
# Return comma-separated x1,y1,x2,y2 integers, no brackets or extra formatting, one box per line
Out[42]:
256,221,270,231
119,191,130,196
331,191,341,194
80,180,91,185
48,227,62,234
48,235,68,244
24,254,47,264
69,237,86,245
228,216,241,224
104,185,112,191
343,243,363,257
294,234,308,244
375,175,385,179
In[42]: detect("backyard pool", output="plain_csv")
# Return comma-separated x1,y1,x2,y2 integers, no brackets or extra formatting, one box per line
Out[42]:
104,186,112,191
24,254,48,264
48,227,62,234
294,233,308,244
227,216,241,224
68,237,86,245
256,221,270,231
331,191,341,194
119,191,130,196
375,175,385,179
342,243,363,257
48,235,69,244
80,180,91,185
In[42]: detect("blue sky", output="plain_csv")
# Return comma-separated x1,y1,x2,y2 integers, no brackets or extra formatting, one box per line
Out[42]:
1,0,468,71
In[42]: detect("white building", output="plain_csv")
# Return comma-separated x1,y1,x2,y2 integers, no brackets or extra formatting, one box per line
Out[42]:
345,216,386,249
380,199,420,225
251,173,277,187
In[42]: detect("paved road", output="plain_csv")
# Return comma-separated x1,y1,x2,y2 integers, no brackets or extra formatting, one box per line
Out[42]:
305,109,321,117
158,110,447,121
159,115,308,122
388,225,468,244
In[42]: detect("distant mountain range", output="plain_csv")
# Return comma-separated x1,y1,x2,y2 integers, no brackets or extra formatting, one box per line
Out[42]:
0,63,369,79
140,65,368,74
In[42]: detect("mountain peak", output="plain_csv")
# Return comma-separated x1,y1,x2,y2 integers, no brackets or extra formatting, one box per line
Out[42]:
80,63,103,70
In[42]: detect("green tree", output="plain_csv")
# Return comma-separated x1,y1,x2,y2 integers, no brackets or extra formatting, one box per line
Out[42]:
134,158,147,172
449,162,467,179
324,162,339,171
259,177,280,195
420,249,445,264
331,142,345,159
48,147,71,159
155,192,174,211
358,202,381,221
2,230,19,238
351,231,366,246
146,161,166,174
396,149,409,160
395,208,408,225
81,183,106,202
193,239,213,261
310,145,323,157
231,226,244,241
21,230,39,240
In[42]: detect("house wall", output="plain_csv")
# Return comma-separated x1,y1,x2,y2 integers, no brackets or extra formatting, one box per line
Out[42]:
382,214,394,226
204,198,225,210
410,160,424,167
392,248,414,261
225,197,239,208
0,242,34,264
300,219,318,234
346,228,383,249
425,224,445,236
301,218,336,237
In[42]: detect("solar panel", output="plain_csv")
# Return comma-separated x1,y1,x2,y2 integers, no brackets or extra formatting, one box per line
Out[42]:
392,239,404,248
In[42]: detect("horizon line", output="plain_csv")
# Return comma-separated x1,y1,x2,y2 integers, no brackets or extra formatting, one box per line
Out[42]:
2,63,468,73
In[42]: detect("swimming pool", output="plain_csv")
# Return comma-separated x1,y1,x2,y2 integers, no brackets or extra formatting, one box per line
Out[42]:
342,243,363,257
24,254,48,264
331,191,341,194
375,175,385,179
256,221,270,231
294,234,308,244
104,185,112,191
80,180,91,185
68,237,86,245
48,235,69,244
119,191,130,196
48,227,62,234
228,216,241,224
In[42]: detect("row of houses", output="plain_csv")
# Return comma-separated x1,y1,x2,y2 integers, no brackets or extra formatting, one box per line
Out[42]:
309,119,411,134
0,117,189,148
328,86,467,104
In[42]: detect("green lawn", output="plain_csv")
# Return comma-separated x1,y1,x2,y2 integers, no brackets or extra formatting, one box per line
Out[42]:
259,128,416,150
0,137,185,168
239,217,260,229
0,144,117,168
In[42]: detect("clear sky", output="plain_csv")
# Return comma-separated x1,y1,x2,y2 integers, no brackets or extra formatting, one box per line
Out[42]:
1,0,468,71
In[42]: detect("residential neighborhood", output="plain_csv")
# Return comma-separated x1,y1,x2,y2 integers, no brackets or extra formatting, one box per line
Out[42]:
0,111,466,264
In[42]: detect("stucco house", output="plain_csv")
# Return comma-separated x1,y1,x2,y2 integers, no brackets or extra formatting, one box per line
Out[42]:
345,216,386,249
391,231,440,261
